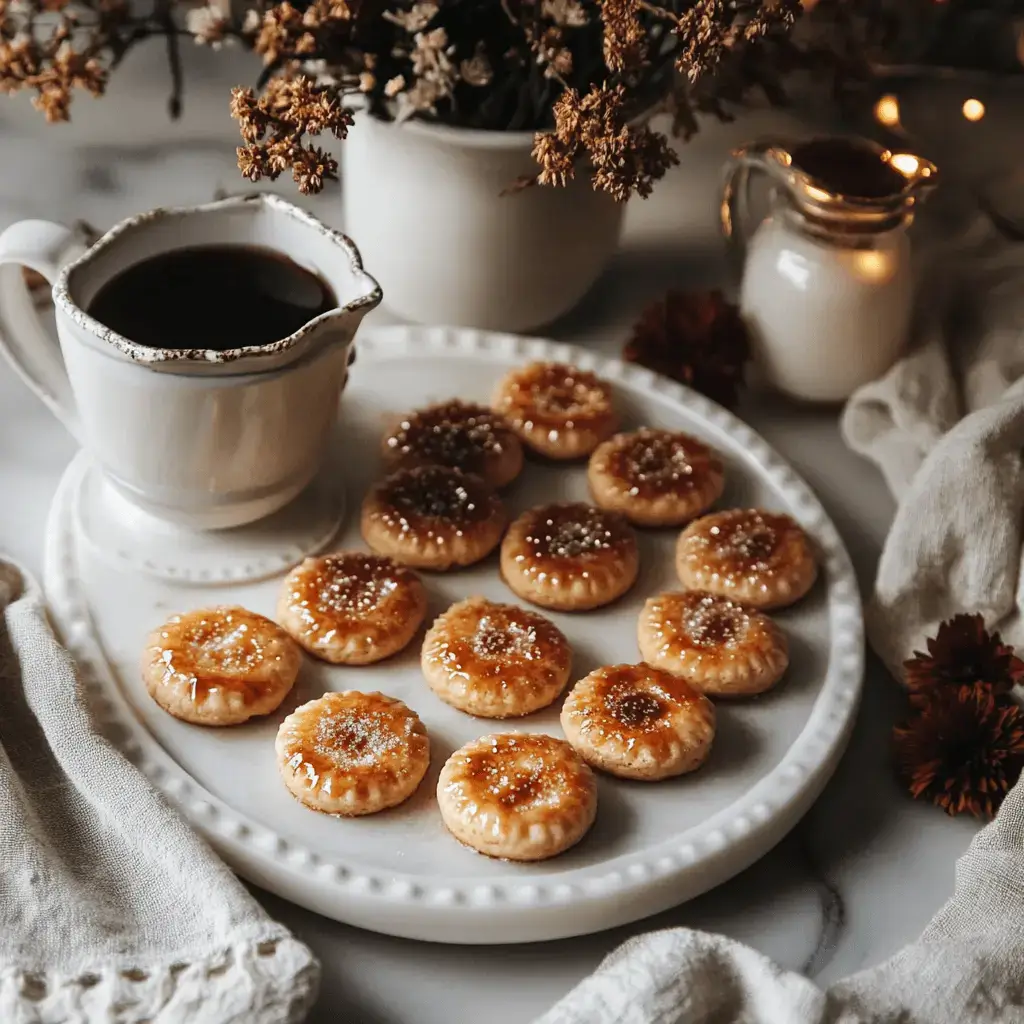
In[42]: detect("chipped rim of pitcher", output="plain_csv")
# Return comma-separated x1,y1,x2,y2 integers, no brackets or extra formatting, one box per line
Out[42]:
53,193,383,364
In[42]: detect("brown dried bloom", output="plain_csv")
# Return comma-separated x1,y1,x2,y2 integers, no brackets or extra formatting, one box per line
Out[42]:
601,0,645,72
230,75,352,194
252,0,350,65
893,683,1024,819
903,613,1024,702
536,82,677,201
32,44,105,122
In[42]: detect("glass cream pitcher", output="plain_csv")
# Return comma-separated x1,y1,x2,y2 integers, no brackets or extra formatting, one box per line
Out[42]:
721,136,938,402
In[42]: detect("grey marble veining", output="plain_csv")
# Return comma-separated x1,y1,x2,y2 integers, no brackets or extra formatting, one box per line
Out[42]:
0,46,991,1022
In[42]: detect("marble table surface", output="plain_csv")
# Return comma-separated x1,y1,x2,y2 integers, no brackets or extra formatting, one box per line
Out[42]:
0,45,986,1024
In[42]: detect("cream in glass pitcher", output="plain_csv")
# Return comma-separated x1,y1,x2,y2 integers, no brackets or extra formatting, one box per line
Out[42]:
721,136,938,403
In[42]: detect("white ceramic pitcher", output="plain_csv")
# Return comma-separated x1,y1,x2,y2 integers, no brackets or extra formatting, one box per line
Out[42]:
0,194,381,529
721,136,938,403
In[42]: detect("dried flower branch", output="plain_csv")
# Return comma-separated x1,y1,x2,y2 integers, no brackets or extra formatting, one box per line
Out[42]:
231,75,353,193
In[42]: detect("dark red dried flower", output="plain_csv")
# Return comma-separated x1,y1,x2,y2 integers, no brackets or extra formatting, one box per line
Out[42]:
893,683,1024,819
903,613,1024,701
623,289,750,409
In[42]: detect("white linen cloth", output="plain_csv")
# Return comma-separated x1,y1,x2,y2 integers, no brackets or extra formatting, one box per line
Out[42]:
537,210,1024,1023
0,558,320,1023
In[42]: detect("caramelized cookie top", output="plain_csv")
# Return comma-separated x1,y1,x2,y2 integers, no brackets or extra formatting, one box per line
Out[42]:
442,733,594,813
278,691,427,787
368,466,501,536
384,400,515,475
517,502,635,570
562,664,712,761
601,429,723,498
495,362,613,431
282,553,421,632
680,509,807,582
146,606,296,701
423,597,571,688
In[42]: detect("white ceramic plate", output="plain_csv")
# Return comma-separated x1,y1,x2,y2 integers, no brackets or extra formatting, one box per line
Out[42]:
43,325,864,944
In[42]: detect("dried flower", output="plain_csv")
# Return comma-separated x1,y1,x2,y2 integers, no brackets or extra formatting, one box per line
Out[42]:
383,73,405,96
542,0,588,29
383,2,438,34
600,0,645,72
623,290,750,407
186,4,230,48
893,683,1024,819
903,614,1024,701
230,75,352,194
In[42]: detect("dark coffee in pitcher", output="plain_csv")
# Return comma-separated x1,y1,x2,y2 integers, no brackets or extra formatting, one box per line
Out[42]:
87,244,337,351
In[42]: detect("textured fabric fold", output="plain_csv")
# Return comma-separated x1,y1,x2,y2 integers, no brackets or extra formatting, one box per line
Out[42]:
535,772,1024,1024
0,558,320,1023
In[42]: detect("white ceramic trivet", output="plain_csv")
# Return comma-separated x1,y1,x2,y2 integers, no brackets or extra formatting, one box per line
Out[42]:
43,325,864,944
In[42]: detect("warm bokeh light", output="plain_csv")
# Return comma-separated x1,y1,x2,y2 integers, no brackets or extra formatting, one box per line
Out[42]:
962,98,986,122
874,94,900,128
890,153,922,177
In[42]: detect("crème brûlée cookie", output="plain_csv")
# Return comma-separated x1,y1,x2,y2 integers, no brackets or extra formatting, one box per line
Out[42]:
588,428,725,527
382,399,524,489
142,606,301,726
421,597,572,718
437,733,597,860
560,663,715,780
675,508,817,609
638,591,789,696
491,361,618,460
277,552,426,665
361,465,506,571
276,691,429,816
500,502,639,611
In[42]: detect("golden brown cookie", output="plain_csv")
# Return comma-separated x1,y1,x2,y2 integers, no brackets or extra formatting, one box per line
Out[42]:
436,733,597,860
421,597,572,718
560,664,715,780
675,508,817,609
382,399,524,489
500,502,639,611
491,361,617,460
275,691,429,816
142,606,301,726
277,552,426,665
361,465,506,571
637,591,789,696
588,428,725,527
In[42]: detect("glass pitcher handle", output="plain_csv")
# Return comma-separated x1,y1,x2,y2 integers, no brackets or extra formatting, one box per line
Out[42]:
720,142,784,282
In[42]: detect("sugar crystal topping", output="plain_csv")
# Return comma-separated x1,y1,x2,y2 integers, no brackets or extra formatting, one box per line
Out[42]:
311,556,399,617
606,688,665,728
508,363,609,421
610,431,712,493
704,511,780,568
471,616,540,660
380,467,492,525
680,593,749,648
174,608,273,674
386,401,507,468
459,735,580,809
526,504,629,560
313,707,404,770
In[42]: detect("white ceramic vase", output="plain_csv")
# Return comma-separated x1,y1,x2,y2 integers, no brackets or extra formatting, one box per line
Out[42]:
341,114,626,332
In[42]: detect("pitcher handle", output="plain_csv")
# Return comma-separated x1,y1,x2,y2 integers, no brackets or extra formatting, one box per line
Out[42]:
0,220,87,442
720,141,784,282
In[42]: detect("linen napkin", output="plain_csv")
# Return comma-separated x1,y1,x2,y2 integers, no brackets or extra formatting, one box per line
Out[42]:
840,211,1024,676
537,767,1024,1023
0,557,320,1023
